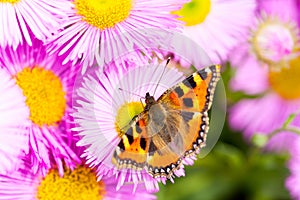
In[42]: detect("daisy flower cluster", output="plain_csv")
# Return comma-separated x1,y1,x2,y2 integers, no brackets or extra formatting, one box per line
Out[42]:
1,0,300,199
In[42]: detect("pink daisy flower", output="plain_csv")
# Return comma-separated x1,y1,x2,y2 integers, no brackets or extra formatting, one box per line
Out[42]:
0,127,156,199
0,38,80,176
47,0,188,72
228,0,300,151
286,136,300,200
73,55,216,191
0,70,29,174
167,0,256,67
0,159,156,200
0,0,70,49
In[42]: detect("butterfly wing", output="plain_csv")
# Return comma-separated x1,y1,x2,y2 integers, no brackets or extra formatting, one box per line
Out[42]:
158,65,220,112
112,114,151,171
112,108,186,176
146,65,221,177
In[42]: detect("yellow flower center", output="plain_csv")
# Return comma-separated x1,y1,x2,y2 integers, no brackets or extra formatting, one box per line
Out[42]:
74,0,132,30
172,0,211,26
37,166,105,200
115,101,143,137
15,67,66,126
269,56,300,100
251,17,299,68
0,0,20,3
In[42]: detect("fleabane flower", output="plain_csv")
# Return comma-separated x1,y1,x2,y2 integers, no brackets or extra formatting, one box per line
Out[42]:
228,0,300,151
0,161,156,200
167,0,256,67
0,70,29,174
72,56,209,191
47,0,188,72
0,38,80,176
230,0,300,73
0,0,71,49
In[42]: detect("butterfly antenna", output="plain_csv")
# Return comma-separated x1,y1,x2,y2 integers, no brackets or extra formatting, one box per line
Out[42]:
140,98,145,109
118,88,145,99
153,57,171,96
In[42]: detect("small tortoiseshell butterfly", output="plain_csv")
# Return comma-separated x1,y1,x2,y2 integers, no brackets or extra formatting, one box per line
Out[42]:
112,64,221,179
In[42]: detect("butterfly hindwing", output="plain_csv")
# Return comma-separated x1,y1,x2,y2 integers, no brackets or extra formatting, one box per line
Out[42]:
112,115,149,170
146,110,209,178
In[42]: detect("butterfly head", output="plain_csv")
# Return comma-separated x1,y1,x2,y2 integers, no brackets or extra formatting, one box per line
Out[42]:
145,92,156,111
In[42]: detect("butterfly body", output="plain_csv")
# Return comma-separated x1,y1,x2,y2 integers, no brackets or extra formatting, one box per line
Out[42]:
112,65,221,179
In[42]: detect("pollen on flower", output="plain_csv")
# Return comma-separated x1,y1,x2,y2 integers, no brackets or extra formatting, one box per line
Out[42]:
172,0,211,26
251,17,300,67
15,67,66,126
37,166,105,200
0,0,20,3
74,0,132,30
269,56,300,100
115,101,144,137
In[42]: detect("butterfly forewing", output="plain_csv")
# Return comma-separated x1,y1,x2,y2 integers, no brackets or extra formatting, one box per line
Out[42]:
158,65,220,113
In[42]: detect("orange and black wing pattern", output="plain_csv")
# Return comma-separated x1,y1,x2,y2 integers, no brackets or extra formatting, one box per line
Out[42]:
158,65,221,113
112,65,221,179
112,113,151,171
146,65,221,177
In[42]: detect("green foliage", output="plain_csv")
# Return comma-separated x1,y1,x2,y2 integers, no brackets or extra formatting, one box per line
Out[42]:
157,143,290,200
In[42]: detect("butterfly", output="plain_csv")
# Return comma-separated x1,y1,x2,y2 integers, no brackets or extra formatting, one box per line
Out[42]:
112,64,221,179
